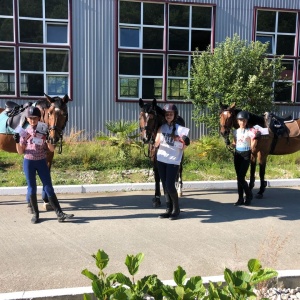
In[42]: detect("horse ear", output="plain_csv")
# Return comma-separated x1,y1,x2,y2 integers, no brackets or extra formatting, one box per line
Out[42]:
139,98,144,108
63,94,69,103
230,102,236,109
152,98,157,107
44,93,55,103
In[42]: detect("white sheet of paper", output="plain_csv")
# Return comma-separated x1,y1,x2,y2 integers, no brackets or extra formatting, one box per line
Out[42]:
177,125,190,137
14,125,27,138
32,137,43,145
253,125,269,135
36,122,48,134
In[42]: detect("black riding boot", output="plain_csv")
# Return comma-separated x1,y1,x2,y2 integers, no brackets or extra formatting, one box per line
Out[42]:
48,194,74,222
242,181,253,206
169,192,180,220
234,183,244,206
27,202,33,214
30,195,39,224
159,194,173,218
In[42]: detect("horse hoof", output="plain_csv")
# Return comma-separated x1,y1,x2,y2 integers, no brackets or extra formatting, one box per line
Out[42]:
255,194,263,199
152,198,161,208
43,202,53,211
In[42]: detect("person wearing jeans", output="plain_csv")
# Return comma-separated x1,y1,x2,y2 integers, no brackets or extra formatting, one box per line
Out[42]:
154,104,190,220
13,106,74,224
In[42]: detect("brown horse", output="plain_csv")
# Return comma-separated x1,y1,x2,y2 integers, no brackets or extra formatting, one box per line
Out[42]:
0,94,69,206
139,98,185,207
219,102,300,198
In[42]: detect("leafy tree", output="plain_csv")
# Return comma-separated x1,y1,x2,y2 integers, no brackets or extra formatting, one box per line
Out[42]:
189,34,287,134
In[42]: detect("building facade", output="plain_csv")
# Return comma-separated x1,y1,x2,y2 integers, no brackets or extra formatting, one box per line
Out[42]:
1,0,300,139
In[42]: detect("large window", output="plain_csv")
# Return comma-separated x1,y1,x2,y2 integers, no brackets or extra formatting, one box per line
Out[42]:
255,9,299,102
118,0,214,101
0,0,70,98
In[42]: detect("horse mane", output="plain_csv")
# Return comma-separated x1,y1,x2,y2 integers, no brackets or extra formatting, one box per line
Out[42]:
247,112,265,128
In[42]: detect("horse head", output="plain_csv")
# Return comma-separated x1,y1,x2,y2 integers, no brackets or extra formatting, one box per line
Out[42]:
139,98,160,144
36,94,69,150
219,102,238,145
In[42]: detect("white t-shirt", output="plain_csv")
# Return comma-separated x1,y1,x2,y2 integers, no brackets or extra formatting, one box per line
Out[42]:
233,128,255,151
156,123,183,165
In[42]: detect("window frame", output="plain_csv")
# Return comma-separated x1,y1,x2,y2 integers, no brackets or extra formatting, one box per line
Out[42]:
116,0,215,103
254,8,300,103
0,0,72,100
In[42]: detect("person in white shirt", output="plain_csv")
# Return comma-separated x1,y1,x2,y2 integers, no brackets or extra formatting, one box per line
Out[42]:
154,104,190,220
232,111,256,206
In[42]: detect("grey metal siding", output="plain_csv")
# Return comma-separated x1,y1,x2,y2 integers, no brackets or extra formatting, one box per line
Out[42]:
2,0,300,140
69,0,300,140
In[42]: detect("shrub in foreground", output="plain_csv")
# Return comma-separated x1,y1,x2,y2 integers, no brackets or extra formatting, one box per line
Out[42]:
82,249,277,299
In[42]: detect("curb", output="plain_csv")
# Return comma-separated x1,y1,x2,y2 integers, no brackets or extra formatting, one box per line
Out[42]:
1,270,300,300
1,179,300,196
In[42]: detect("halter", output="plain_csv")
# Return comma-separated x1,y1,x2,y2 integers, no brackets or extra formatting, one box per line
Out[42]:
219,109,236,152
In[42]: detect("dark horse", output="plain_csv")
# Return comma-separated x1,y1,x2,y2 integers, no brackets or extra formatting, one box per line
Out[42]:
219,102,300,198
0,94,69,208
139,98,185,207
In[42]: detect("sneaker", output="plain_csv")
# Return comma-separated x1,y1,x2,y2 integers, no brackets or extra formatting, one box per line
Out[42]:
234,200,244,206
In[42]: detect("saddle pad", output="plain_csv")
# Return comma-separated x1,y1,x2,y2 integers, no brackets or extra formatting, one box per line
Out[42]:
285,121,300,138
0,111,14,134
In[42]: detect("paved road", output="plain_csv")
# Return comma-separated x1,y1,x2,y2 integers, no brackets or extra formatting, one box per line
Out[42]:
0,187,300,295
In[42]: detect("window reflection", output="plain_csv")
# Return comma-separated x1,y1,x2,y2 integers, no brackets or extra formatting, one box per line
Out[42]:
47,24,68,43
19,20,43,43
45,0,68,19
0,47,14,70
0,18,13,42
20,49,43,71
19,0,42,18
46,50,69,72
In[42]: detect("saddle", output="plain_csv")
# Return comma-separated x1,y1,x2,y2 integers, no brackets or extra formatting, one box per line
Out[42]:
264,112,298,137
0,101,32,132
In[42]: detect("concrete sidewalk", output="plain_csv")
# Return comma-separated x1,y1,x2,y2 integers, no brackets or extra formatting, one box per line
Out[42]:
1,181,300,299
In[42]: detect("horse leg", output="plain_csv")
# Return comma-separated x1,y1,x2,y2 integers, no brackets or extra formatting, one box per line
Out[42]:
43,151,54,211
176,163,183,197
256,162,267,199
152,165,161,208
249,159,256,191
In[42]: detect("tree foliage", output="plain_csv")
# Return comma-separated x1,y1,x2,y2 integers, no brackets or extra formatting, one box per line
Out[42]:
189,34,287,134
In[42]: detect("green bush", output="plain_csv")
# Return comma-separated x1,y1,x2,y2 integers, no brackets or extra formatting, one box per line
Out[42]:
82,249,278,300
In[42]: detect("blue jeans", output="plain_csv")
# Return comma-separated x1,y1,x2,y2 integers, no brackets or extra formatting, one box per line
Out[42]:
157,161,179,195
23,158,55,199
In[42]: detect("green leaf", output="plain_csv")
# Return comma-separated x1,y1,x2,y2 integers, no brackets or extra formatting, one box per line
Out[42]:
125,253,144,276
175,285,185,298
248,258,262,273
173,266,187,286
161,285,178,300
81,269,98,281
108,272,133,288
83,293,92,300
93,249,109,270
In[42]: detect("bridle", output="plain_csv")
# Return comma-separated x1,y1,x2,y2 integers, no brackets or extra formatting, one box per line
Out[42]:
39,101,68,154
219,109,236,150
139,107,159,159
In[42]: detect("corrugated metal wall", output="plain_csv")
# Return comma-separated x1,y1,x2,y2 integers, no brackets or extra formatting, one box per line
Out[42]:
69,0,300,140
2,0,300,139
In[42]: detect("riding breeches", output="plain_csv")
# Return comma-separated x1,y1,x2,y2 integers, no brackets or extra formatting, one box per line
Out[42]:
23,158,55,197
157,161,179,195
